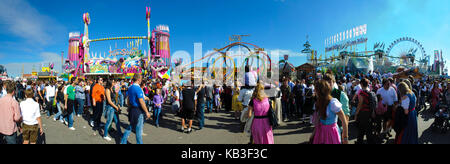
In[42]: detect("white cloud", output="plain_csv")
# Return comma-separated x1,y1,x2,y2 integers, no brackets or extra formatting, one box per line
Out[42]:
269,49,306,58
0,0,65,45
3,52,63,77
364,0,449,72
0,0,66,77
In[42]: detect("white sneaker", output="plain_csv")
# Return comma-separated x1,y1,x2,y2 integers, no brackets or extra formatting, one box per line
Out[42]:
64,120,68,125
77,114,81,117
89,121,94,127
53,118,57,122
103,136,112,141
69,127,76,130
60,120,64,124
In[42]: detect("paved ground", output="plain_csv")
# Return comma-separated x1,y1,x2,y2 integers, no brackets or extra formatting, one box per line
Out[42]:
40,104,248,144
32,103,450,144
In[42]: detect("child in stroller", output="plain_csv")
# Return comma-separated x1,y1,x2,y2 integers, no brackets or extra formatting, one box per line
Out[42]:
431,93,450,134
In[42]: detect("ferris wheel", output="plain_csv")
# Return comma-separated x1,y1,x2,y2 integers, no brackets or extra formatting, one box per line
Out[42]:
385,37,427,66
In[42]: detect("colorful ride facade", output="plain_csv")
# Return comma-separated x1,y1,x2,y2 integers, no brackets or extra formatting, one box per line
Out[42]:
65,6,171,80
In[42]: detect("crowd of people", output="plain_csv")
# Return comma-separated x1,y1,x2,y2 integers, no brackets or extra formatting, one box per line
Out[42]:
1,68,449,144
0,73,170,144
273,71,449,144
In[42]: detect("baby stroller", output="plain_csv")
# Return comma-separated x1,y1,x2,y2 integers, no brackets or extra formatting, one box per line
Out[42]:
431,98,450,134
368,114,384,143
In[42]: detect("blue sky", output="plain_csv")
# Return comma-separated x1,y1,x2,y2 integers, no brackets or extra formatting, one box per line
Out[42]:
0,0,449,77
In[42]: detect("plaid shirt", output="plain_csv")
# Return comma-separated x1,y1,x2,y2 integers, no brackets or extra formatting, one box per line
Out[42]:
0,95,21,135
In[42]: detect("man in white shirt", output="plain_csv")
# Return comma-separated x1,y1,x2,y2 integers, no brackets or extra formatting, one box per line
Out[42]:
351,79,363,103
376,79,398,135
302,81,315,124
44,81,56,117
346,80,353,97
20,89,44,144
238,66,257,136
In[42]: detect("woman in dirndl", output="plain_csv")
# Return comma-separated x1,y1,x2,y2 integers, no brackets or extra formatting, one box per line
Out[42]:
396,82,418,144
310,80,348,144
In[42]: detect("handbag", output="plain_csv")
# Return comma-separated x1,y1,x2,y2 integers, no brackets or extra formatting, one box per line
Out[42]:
52,98,57,107
268,100,279,128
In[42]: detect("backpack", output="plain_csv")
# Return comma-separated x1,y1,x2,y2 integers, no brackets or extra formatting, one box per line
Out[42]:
305,87,313,98
363,90,378,118
331,89,341,101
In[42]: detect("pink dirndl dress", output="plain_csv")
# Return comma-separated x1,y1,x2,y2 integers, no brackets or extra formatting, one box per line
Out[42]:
313,99,342,144
251,97,274,144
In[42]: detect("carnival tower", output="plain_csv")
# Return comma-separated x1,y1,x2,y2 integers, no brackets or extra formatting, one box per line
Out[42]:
67,32,84,77
68,32,80,64
151,25,171,68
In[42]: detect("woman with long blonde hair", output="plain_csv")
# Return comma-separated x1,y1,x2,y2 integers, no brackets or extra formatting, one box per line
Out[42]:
248,82,274,144
395,82,418,144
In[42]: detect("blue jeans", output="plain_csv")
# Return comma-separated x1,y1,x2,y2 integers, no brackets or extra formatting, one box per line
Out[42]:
172,101,180,113
197,103,205,129
206,98,213,113
121,114,144,144
1,132,17,144
153,106,161,126
54,102,64,121
76,98,85,115
65,112,74,128
118,93,124,107
65,99,75,128
104,105,122,138
103,101,107,119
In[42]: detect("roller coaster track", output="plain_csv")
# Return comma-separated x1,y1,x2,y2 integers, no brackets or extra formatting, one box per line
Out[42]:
178,42,272,75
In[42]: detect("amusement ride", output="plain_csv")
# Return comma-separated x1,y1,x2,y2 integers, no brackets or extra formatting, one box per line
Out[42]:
306,36,433,79
64,6,171,80
174,35,273,85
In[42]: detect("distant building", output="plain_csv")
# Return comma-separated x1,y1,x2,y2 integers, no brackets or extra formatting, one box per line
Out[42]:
22,74,33,79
